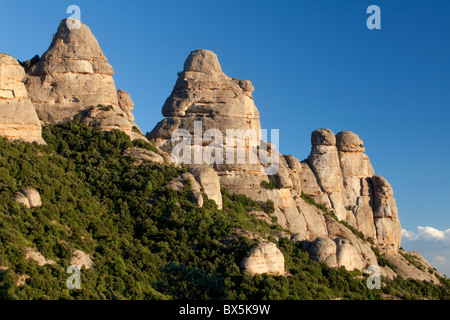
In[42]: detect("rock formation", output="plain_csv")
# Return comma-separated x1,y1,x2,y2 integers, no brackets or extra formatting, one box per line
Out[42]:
303,129,402,253
25,247,55,266
372,176,401,250
70,250,94,270
240,242,285,275
189,165,223,209
13,188,42,209
148,49,261,152
0,54,45,144
167,167,223,209
123,147,165,165
25,19,144,140
147,48,435,282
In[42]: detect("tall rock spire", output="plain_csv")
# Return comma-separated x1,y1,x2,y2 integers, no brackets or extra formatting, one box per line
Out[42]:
148,49,261,150
25,19,144,140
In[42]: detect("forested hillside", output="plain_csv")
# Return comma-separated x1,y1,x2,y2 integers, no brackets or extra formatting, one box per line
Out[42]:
0,122,449,300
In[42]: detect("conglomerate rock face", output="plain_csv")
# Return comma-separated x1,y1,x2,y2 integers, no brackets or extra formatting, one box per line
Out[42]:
240,242,285,275
1,21,432,282
0,53,45,144
305,129,401,253
145,48,431,280
147,49,261,151
25,19,144,140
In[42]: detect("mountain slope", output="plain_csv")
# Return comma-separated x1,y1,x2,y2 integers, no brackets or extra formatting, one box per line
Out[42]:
0,122,449,300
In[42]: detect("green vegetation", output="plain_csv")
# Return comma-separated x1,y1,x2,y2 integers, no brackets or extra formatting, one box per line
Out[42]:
399,251,427,272
18,55,40,72
260,180,276,190
0,122,448,300
132,126,141,134
101,105,114,112
371,246,396,271
300,192,366,241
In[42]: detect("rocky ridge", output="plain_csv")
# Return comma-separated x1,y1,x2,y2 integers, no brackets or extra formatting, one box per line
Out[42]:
0,19,442,283
147,49,439,282
23,18,144,141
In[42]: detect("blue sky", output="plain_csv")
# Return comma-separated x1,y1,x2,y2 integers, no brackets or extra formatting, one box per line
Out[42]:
1,0,450,275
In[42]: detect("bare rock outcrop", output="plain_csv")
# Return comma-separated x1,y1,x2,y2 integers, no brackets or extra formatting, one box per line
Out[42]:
147,49,432,282
117,89,135,121
167,167,223,209
384,251,441,283
181,172,204,207
303,129,401,252
308,129,348,223
25,19,144,140
25,247,55,266
0,53,45,144
189,165,223,209
309,237,338,267
372,176,401,252
13,188,42,208
147,49,261,151
336,130,376,240
123,147,165,165
240,242,285,275
168,173,204,207
70,250,94,270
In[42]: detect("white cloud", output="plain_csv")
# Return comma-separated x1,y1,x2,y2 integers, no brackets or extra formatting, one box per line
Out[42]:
418,226,447,241
435,256,447,265
402,229,419,241
402,226,450,243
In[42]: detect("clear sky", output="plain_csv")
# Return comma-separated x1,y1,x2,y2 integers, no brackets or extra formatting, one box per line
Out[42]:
1,0,450,275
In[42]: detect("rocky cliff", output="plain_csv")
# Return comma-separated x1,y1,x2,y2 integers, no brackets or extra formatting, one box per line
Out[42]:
147,49,439,282
0,19,441,284
24,19,144,140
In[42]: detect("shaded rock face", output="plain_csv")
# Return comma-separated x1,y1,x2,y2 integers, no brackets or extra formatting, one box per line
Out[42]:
0,53,45,144
79,102,144,141
25,19,144,140
13,188,42,208
240,242,285,275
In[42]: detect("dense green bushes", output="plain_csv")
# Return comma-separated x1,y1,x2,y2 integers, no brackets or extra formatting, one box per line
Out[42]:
0,122,448,300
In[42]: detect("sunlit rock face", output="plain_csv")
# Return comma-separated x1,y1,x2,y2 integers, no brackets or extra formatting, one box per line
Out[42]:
0,53,45,144
25,19,144,140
